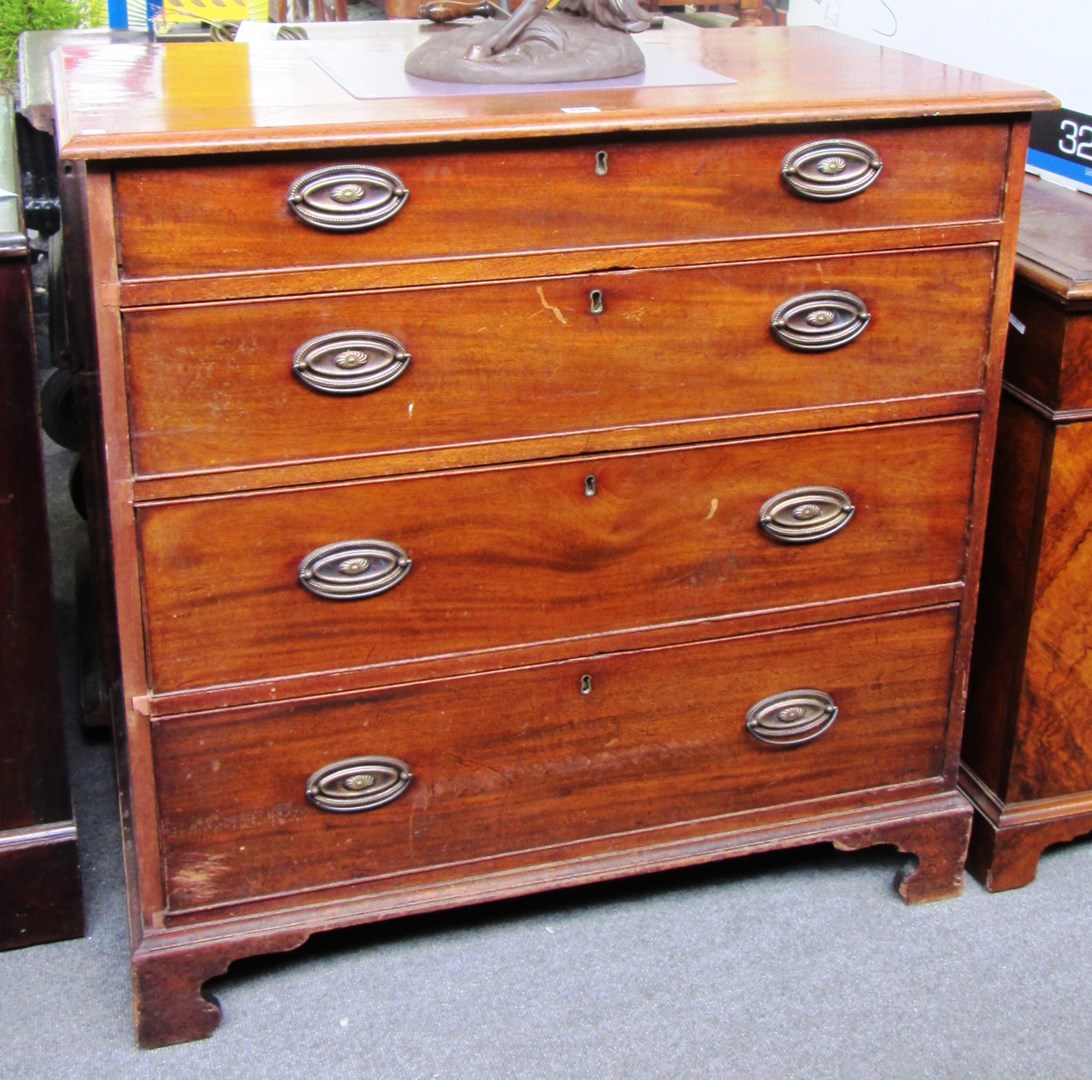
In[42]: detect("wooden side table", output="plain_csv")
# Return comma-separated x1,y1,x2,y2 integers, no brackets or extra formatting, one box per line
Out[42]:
0,95,83,949
962,175,1092,891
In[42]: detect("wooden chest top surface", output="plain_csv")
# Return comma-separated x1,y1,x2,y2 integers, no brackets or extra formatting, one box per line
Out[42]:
51,23,1055,160
1015,176,1092,305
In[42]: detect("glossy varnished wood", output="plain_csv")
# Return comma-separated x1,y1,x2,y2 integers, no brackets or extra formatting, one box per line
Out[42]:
137,418,976,696
124,246,996,480
109,121,1010,281
154,607,957,913
50,27,1052,1045
50,24,1051,158
962,178,1092,890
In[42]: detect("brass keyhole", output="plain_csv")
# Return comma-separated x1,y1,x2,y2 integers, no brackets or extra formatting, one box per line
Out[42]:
580,674,593,695
595,150,609,176
589,289,605,316
584,475,598,497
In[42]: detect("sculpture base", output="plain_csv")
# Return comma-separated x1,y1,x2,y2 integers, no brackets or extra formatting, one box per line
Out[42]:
405,14,646,85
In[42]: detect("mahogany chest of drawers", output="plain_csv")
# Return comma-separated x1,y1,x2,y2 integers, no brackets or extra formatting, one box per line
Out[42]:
962,176,1092,890
50,24,1053,1046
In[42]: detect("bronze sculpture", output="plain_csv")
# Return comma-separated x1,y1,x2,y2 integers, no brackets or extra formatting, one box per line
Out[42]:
406,0,660,84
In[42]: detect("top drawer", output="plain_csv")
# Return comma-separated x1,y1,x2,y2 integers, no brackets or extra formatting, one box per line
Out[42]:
112,121,1010,282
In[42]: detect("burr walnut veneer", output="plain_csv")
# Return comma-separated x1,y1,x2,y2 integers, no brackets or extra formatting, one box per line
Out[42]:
49,23,1054,1046
962,176,1092,890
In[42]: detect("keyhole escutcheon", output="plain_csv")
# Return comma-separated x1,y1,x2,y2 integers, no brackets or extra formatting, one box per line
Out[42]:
589,289,605,316
584,475,598,497
580,674,593,695
595,150,609,176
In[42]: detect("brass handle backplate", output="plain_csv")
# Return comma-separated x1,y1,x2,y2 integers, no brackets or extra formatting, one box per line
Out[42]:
781,138,883,200
293,330,411,395
306,756,413,812
746,689,838,747
287,164,409,232
759,486,855,544
299,539,412,600
771,290,871,351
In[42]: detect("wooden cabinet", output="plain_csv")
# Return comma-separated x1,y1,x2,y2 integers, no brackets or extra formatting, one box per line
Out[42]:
962,176,1092,891
50,24,1053,1046
0,96,83,950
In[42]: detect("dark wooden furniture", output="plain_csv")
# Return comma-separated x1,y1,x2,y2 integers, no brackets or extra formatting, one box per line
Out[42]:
0,95,83,951
50,24,1052,1046
962,176,1092,891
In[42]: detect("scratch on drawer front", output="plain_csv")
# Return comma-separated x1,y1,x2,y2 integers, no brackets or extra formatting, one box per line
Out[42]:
536,286,569,326
704,498,719,520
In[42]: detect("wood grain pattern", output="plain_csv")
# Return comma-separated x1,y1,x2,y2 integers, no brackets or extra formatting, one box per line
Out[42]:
961,396,1047,797
137,417,976,695
153,607,957,913
110,121,1009,281
1014,174,1092,305
962,179,1092,890
123,246,996,478
1007,420,1092,800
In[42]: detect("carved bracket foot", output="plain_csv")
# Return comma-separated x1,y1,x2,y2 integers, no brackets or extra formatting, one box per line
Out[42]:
966,809,1092,893
830,795,973,904
132,929,310,1049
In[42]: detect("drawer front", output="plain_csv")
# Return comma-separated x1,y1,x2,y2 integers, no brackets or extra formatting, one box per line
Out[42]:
153,606,958,913
113,122,1008,280
138,417,976,693
125,246,996,477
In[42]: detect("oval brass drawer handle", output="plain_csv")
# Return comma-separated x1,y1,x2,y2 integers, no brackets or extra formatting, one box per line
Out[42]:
746,689,838,747
293,330,411,395
287,164,409,232
306,756,413,812
759,486,855,543
771,290,871,351
781,138,883,200
299,539,412,600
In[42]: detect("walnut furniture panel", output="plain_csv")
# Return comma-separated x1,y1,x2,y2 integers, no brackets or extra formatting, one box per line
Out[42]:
962,175,1092,890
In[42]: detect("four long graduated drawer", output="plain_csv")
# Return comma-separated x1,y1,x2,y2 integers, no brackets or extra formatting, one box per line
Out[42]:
111,121,1010,282
155,607,958,913
51,21,1055,1048
123,246,996,479
138,418,976,696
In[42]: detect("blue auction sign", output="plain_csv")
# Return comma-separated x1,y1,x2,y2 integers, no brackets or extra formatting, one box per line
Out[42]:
1028,107,1092,193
